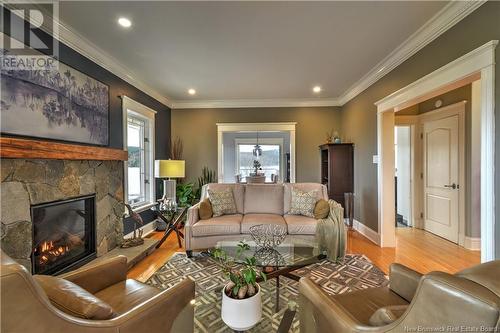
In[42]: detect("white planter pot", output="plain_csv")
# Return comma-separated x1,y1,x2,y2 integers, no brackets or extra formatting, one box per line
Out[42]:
221,283,262,331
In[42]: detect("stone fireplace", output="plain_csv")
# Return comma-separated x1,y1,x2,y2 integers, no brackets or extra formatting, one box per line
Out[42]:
1,159,124,271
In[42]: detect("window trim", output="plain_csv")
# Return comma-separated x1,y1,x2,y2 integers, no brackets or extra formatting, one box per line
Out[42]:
122,96,156,213
234,138,284,182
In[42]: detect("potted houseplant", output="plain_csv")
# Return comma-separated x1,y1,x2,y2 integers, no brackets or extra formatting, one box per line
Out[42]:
211,242,267,331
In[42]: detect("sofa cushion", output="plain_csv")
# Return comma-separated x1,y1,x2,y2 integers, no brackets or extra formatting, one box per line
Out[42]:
284,183,328,214
289,188,318,217
204,183,245,214
34,275,115,320
199,198,213,220
208,188,237,217
192,214,242,236
244,184,284,215
241,213,287,234
94,279,160,314
284,214,317,235
314,199,330,219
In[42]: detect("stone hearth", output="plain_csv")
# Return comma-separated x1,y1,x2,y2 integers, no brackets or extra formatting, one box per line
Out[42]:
0,159,124,270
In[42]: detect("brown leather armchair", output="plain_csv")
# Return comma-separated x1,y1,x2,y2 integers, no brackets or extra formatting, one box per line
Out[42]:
1,250,195,333
299,260,500,332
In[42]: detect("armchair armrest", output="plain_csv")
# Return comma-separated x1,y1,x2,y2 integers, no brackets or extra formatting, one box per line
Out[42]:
59,255,127,294
389,263,422,302
394,272,500,329
113,277,195,333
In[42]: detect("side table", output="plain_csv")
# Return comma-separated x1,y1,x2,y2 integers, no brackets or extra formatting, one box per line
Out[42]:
151,205,188,249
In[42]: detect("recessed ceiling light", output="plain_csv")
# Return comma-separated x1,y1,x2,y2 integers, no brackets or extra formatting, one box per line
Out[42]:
313,86,322,93
188,88,196,95
118,17,132,28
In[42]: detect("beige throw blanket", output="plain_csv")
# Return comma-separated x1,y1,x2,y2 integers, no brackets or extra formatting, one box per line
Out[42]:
315,199,347,263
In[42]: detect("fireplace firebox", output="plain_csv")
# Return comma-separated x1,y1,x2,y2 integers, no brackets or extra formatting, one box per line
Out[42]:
31,194,96,275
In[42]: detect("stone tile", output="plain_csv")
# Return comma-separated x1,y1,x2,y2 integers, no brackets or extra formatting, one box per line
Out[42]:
13,161,46,183
26,183,64,204
1,159,19,182
0,182,30,224
45,160,65,186
1,221,32,259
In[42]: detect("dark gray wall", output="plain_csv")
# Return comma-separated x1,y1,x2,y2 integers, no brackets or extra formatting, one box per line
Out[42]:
1,7,171,231
339,2,500,257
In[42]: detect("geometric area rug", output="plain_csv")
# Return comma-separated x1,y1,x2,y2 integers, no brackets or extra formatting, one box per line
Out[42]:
146,253,388,332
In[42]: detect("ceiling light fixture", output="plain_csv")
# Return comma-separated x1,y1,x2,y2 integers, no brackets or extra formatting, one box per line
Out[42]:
188,88,196,95
313,86,322,93
118,17,132,28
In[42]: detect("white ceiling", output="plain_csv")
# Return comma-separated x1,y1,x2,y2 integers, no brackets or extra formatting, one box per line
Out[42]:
58,1,450,107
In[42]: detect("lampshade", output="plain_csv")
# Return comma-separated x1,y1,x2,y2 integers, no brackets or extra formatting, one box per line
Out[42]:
155,160,185,178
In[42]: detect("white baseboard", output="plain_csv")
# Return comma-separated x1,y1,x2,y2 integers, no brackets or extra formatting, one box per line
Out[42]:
124,220,157,239
464,236,481,251
350,219,380,245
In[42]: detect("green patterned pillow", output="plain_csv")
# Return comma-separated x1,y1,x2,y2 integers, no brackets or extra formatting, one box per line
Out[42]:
208,188,237,217
289,188,318,217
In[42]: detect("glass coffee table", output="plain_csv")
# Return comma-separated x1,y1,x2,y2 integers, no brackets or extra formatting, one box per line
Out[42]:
215,238,325,313
195,237,325,332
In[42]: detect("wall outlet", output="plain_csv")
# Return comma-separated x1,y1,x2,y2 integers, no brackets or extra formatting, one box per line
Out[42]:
372,155,379,164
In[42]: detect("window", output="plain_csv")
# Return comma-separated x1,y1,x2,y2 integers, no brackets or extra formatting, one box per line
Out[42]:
122,96,156,210
235,138,283,182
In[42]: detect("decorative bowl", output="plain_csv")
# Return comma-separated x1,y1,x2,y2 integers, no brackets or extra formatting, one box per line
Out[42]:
249,224,287,248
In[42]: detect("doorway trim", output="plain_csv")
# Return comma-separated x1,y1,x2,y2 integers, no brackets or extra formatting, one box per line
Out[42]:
216,122,297,183
374,40,497,262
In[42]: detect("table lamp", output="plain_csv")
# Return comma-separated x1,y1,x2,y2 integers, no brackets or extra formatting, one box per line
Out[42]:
155,160,185,205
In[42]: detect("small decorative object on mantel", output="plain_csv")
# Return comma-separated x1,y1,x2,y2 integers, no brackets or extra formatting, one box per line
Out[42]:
121,204,144,248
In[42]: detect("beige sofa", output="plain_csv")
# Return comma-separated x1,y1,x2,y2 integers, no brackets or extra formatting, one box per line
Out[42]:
185,183,328,256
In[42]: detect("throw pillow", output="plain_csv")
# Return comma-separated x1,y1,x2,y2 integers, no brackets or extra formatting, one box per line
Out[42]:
314,199,330,219
208,188,237,217
289,188,318,218
34,275,115,320
199,198,213,220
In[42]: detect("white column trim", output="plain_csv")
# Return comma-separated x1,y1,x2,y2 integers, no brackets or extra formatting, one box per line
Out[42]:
375,40,497,262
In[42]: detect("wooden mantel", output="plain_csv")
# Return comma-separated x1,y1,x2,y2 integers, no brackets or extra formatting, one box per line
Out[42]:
0,137,128,161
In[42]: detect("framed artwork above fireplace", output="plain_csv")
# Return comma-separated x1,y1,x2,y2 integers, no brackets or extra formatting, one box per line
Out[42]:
1,37,110,146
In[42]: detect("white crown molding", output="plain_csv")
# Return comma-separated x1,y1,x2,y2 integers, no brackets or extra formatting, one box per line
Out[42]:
5,1,483,110
338,0,486,106
375,40,498,112
171,98,342,109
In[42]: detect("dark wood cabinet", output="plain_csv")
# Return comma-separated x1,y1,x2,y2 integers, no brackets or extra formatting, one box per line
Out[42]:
319,143,354,211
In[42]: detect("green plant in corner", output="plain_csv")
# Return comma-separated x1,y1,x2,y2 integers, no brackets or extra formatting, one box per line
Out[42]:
194,166,216,200
176,182,195,207
211,241,266,300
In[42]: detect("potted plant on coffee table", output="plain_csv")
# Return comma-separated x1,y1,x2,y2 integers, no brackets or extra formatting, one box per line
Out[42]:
211,242,267,331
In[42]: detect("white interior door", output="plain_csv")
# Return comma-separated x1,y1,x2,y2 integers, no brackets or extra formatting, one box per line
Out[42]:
423,115,459,243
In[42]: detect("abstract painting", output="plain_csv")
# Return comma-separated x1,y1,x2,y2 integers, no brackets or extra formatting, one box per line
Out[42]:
1,50,109,145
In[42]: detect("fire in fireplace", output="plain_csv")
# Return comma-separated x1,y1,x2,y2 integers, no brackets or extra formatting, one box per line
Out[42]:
31,194,96,275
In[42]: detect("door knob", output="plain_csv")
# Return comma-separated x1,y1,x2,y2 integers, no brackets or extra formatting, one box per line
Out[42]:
444,183,457,189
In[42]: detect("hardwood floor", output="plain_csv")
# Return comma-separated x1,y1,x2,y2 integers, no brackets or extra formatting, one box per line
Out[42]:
128,227,481,282
347,227,480,274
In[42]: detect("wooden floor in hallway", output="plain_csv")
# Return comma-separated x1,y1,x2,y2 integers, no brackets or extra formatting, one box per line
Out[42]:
128,226,481,282
347,227,480,275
